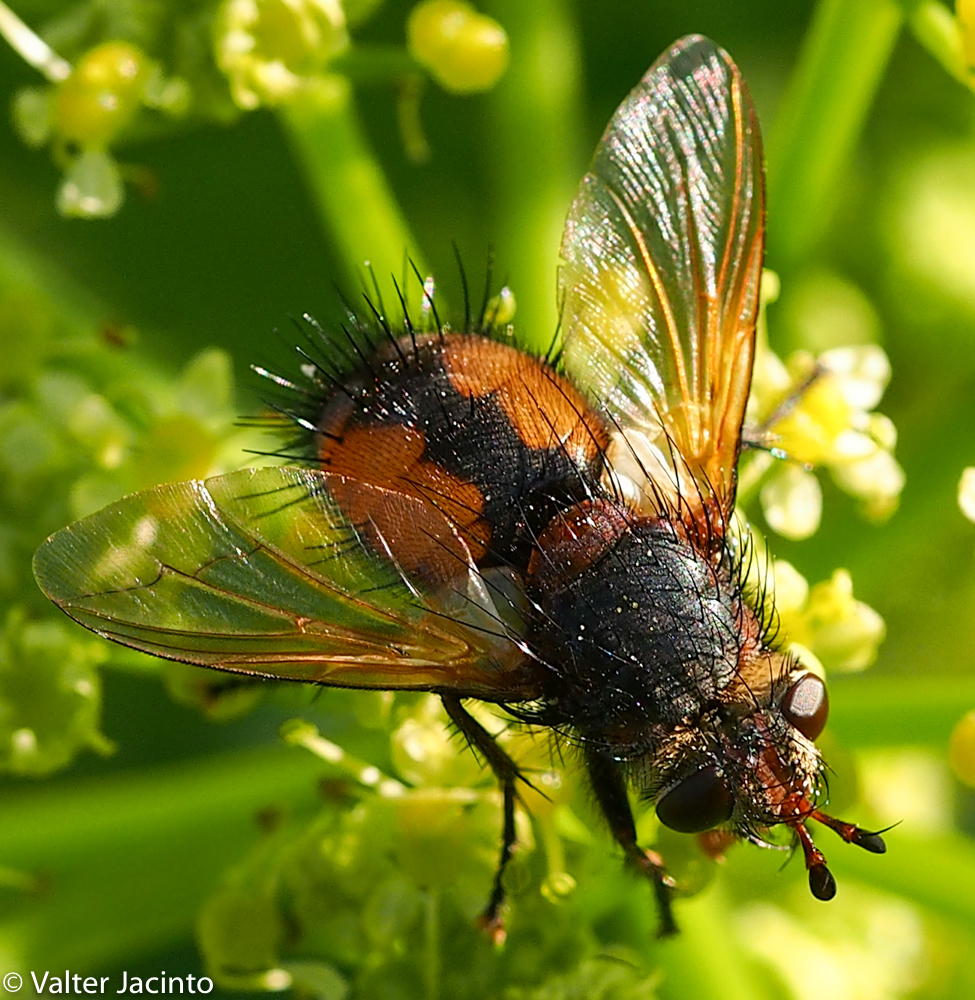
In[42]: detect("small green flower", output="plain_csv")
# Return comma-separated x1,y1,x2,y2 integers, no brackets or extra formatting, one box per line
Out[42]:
215,0,350,110
0,608,112,776
3,14,187,219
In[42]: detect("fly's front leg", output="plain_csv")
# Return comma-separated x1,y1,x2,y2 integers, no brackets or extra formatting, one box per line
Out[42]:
441,694,521,944
584,746,678,937
742,362,825,453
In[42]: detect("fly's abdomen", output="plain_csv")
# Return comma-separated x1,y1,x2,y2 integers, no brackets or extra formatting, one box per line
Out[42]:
317,333,609,576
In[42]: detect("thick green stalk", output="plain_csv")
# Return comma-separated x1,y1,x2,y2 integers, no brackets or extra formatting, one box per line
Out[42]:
909,0,973,89
280,77,429,305
766,0,904,271
0,745,327,972
483,0,583,351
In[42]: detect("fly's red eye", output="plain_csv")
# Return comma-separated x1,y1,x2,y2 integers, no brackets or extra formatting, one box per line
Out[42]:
782,673,829,740
656,765,733,834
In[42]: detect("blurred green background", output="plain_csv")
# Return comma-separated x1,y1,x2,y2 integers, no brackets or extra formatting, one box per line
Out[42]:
3,0,975,997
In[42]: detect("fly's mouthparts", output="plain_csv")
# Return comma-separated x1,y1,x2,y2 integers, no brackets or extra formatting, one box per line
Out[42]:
810,808,888,854
791,806,888,901
792,817,836,900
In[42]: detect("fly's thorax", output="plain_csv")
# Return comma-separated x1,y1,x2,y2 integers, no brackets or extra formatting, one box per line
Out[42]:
525,500,745,742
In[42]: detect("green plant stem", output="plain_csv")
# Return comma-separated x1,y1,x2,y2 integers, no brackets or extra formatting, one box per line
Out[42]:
0,745,327,972
330,45,419,84
766,0,904,272
483,0,583,351
280,77,429,303
539,811,566,878
909,0,975,88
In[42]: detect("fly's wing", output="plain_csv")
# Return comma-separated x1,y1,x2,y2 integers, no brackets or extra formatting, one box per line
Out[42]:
559,36,764,524
33,467,536,700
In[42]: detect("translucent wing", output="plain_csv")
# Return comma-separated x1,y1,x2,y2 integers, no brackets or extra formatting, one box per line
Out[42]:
559,36,764,520
33,467,536,700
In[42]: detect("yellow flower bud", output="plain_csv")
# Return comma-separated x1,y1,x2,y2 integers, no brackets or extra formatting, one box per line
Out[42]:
959,466,975,522
779,569,885,673
407,0,509,93
55,41,150,147
484,285,516,326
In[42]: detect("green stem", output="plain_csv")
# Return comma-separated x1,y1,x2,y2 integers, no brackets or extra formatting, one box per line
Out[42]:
330,45,419,84
279,77,430,306
483,0,583,351
0,745,328,971
909,0,975,88
539,811,566,876
766,0,904,272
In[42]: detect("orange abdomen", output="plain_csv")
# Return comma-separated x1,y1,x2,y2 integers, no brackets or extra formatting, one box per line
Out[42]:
316,333,609,580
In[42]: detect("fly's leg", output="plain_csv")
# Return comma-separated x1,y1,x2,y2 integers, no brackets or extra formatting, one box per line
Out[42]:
584,746,678,937
441,694,521,944
742,362,825,453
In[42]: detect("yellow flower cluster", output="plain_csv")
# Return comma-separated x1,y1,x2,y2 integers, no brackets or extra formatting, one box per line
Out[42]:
214,0,350,109
747,272,904,539
772,561,886,675
8,28,186,217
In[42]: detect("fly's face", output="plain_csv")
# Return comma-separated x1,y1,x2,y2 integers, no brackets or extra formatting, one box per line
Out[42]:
33,35,887,937
649,656,826,836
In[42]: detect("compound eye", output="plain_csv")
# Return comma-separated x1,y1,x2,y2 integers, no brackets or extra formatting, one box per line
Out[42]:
782,673,829,740
656,765,734,834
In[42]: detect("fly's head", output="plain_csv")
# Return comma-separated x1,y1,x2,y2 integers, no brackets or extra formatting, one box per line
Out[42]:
642,648,885,900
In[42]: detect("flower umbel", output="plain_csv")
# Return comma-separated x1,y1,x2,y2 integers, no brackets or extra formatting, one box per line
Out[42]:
745,272,904,530
215,0,350,109
773,562,886,674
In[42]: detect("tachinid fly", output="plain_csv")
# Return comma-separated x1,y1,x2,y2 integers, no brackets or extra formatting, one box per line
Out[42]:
33,35,886,937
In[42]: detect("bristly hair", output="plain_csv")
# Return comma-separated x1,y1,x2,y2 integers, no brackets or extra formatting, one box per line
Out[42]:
729,520,783,653
245,257,534,468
